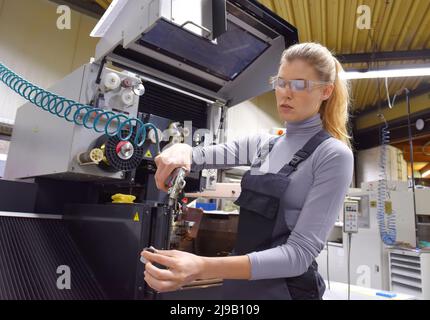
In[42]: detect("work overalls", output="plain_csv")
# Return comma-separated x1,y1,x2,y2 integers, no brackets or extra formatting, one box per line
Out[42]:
222,130,331,300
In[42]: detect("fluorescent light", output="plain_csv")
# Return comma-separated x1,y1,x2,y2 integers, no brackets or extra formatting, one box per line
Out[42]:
422,170,430,178
340,67,430,80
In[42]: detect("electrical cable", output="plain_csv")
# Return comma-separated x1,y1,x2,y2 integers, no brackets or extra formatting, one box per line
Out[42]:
385,77,393,109
347,232,352,300
212,105,227,145
368,23,397,246
381,87,419,248
404,89,419,248
326,241,331,290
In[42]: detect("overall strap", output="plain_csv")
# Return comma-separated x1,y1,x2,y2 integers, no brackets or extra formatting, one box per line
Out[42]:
279,129,331,176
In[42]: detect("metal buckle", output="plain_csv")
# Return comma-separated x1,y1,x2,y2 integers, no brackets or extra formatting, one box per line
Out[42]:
289,155,303,167
290,150,308,167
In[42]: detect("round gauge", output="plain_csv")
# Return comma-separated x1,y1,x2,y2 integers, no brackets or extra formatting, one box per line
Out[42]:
416,119,425,131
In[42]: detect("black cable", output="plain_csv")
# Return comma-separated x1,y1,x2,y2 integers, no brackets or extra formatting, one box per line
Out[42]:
95,57,107,85
213,105,227,145
326,241,331,290
390,88,419,247
347,232,352,300
366,23,385,149
91,57,107,108
405,90,419,248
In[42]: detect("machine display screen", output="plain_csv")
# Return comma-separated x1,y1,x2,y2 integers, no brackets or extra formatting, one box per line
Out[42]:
139,19,270,81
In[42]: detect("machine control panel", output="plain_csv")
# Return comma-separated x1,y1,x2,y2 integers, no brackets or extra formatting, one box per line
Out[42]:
344,199,359,233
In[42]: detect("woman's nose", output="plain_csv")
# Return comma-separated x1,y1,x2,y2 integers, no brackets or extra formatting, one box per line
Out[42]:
280,86,293,99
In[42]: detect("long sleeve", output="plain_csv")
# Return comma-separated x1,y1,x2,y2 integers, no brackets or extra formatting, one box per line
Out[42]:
247,141,354,279
191,133,270,172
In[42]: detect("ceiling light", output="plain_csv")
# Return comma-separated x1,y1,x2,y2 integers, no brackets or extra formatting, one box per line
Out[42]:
340,67,430,80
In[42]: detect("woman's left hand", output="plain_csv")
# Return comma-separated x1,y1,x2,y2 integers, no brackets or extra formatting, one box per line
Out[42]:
141,248,205,292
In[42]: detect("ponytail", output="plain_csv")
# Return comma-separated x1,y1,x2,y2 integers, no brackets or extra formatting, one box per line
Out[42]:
319,58,352,148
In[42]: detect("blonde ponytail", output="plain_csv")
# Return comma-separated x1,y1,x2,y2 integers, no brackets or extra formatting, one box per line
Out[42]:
319,58,352,148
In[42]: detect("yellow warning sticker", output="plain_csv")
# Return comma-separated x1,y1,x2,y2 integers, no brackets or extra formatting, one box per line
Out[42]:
145,150,152,158
133,212,140,222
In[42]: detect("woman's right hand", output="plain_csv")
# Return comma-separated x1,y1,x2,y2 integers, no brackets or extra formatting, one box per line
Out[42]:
154,143,193,192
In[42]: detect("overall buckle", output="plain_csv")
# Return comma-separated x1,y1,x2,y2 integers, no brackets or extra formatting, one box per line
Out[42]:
289,150,308,168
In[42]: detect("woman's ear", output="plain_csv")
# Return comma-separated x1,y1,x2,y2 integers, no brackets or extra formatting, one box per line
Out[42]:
321,84,334,101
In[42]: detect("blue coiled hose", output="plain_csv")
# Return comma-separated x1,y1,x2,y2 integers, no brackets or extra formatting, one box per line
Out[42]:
0,62,160,154
377,116,397,245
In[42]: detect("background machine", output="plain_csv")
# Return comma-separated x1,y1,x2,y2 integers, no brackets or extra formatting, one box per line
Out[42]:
316,181,430,299
0,0,298,299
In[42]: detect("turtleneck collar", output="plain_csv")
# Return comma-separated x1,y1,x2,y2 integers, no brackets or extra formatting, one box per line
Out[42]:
284,113,323,135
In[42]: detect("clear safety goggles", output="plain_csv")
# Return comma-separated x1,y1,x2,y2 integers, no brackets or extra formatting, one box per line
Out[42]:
271,77,333,92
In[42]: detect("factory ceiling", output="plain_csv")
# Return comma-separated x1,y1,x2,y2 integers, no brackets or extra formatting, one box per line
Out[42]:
50,0,430,159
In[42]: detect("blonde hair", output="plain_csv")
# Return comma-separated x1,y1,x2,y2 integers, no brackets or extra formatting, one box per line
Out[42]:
279,42,352,148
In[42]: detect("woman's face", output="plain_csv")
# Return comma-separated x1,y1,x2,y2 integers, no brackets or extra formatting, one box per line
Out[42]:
275,59,334,123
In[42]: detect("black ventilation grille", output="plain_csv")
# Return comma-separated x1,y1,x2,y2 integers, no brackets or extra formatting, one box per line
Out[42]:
139,82,209,129
0,216,106,300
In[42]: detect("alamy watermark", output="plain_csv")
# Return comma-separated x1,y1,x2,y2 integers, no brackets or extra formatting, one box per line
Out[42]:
56,5,71,30
160,121,278,175
57,265,71,290
357,5,371,30
55,4,372,31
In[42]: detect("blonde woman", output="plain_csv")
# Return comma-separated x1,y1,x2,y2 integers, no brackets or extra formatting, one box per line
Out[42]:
141,42,354,300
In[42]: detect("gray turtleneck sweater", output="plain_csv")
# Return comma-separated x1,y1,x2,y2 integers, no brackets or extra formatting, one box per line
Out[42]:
191,113,354,280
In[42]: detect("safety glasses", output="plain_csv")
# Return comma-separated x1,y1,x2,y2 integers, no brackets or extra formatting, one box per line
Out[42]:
271,77,333,92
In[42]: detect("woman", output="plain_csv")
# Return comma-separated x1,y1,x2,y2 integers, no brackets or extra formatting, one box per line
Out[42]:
141,42,354,300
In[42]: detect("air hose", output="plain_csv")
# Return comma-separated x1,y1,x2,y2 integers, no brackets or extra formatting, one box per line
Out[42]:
0,62,160,154
377,114,396,245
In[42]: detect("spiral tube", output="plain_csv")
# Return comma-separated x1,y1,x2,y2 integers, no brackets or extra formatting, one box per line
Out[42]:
0,62,160,154
377,119,397,245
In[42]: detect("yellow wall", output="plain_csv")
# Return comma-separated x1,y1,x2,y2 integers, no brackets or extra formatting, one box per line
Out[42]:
0,0,98,121
355,91,430,130
226,91,283,141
